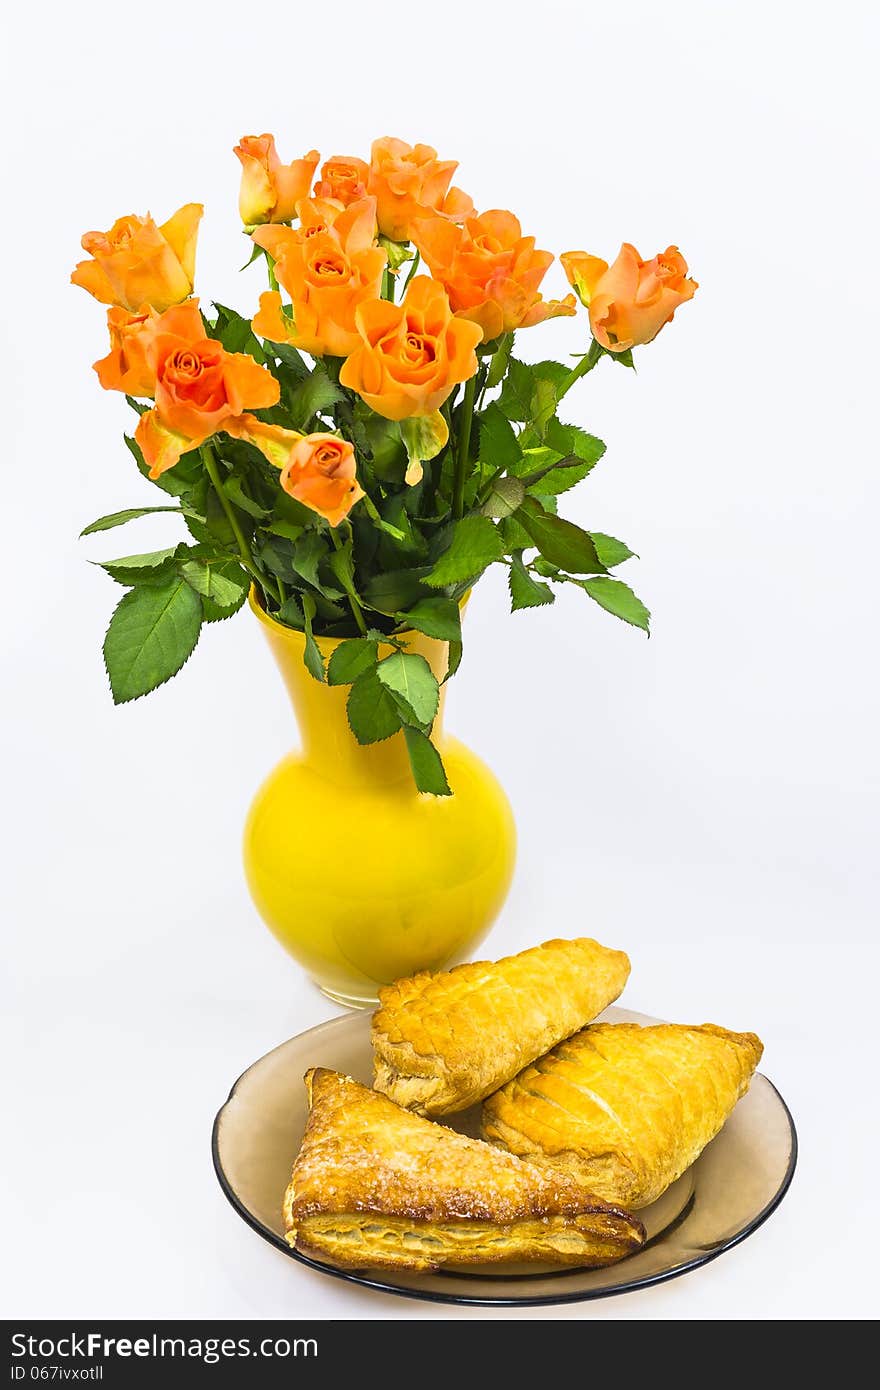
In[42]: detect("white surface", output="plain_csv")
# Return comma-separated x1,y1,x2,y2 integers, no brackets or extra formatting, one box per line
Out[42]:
2,0,877,1321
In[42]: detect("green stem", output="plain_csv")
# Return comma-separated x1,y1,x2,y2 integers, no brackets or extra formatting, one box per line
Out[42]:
329,526,368,635
266,254,280,294
473,360,490,417
452,372,478,519
381,267,395,302
200,442,281,606
555,337,604,403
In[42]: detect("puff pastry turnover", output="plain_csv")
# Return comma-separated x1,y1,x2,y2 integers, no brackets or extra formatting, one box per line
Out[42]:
482,1022,763,1209
372,937,630,1116
284,1068,645,1272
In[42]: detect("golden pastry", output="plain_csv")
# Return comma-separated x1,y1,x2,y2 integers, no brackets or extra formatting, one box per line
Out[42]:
482,1022,763,1208
372,937,631,1116
284,1068,645,1272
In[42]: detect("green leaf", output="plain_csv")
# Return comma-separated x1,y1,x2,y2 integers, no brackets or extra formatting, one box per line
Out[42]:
532,558,560,578
363,568,431,614
509,553,555,610
360,493,407,543
313,594,349,622
176,478,215,546
398,597,461,642
124,395,149,416
102,577,202,703
289,364,345,427
98,547,180,584
212,303,266,361
125,434,202,498
328,540,360,603
403,727,451,796
508,444,554,479
580,577,650,631
273,491,317,529
255,535,298,583
528,363,567,431
444,639,463,683
276,594,304,629
544,420,606,467
515,498,606,574
346,669,402,744
531,360,571,391
497,512,533,552
240,242,264,271
80,506,199,537
484,333,513,389
263,340,309,378
202,487,238,547
531,377,559,433
180,557,249,615
301,593,325,682
496,358,533,421
426,515,505,587
611,347,635,369
376,652,440,726
290,530,328,588
590,532,636,568
268,519,306,542
482,474,525,519
222,475,269,519
477,403,521,471
527,461,593,496
327,638,378,686
203,586,248,623
360,415,406,481
531,366,577,437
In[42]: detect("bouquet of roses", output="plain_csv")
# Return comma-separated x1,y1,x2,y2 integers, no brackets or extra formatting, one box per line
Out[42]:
73,135,697,793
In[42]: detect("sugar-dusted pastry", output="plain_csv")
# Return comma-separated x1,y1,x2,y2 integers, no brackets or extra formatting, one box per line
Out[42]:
482,1022,763,1209
284,1068,645,1272
372,937,631,1116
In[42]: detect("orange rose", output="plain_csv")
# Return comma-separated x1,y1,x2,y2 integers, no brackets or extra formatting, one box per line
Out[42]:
93,299,205,396
234,135,319,225
415,210,576,343
296,197,350,238
71,204,203,313
280,432,363,525
254,197,364,259
224,421,363,525
561,245,698,352
368,137,472,242
251,198,385,357
340,275,481,420
314,156,369,207
135,323,279,478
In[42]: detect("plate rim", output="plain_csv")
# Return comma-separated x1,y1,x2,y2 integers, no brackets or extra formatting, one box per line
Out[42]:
211,1013,799,1308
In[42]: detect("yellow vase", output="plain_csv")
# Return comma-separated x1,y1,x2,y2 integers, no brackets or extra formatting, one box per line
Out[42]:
243,593,516,1007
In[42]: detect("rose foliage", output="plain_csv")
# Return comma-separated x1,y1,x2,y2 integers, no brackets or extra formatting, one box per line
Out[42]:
74,135,697,793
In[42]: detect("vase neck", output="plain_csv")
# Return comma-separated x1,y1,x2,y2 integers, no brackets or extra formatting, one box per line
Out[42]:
254,608,449,788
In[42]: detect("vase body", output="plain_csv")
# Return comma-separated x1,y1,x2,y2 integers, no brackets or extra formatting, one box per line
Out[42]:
243,595,516,1007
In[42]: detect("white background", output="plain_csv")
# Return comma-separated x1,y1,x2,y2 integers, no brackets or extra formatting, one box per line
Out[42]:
3,0,877,1322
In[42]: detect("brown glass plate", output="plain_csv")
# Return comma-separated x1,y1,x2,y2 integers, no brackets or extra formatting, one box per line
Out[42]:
212,1006,796,1306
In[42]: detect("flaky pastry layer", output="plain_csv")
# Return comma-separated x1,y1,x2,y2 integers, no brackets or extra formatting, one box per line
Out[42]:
284,1068,645,1272
482,1022,763,1209
372,937,631,1115
292,1211,640,1273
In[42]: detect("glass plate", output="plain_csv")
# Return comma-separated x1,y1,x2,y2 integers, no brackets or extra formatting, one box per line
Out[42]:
212,1006,797,1307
